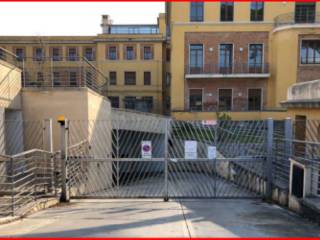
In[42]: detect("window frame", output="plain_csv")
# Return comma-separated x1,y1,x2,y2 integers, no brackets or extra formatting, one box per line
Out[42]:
124,71,136,85
67,47,78,61
189,44,204,74
143,46,153,60
125,46,135,60
109,71,117,85
248,43,264,72
108,46,118,60
190,2,204,22
220,2,234,22
247,88,263,111
189,88,204,112
218,88,233,111
144,71,151,85
300,39,320,65
108,96,120,108
250,2,264,22
218,43,234,73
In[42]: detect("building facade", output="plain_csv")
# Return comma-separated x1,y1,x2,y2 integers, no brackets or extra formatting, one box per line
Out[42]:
166,2,320,120
0,13,166,114
1,2,320,120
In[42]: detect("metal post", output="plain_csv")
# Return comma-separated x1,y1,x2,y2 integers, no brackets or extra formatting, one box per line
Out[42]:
116,121,120,190
10,157,14,216
59,117,70,202
164,118,170,202
22,59,26,88
284,117,293,158
265,118,274,200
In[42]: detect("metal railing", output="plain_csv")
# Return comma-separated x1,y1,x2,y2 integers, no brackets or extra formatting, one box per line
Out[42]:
0,47,20,68
185,63,269,75
274,12,320,28
21,57,108,95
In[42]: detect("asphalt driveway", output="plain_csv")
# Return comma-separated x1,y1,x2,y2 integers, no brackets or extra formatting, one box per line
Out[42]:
0,199,319,237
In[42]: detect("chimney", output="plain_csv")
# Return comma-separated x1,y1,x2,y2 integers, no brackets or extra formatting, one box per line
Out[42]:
101,15,113,34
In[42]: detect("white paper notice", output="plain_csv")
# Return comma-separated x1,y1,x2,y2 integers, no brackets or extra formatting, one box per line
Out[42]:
185,141,197,159
208,146,217,160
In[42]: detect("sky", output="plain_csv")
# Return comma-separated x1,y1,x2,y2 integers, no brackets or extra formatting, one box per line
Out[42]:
0,2,165,36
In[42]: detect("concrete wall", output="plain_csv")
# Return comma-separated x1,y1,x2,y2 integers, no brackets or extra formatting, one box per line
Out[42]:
22,88,111,152
0,60,21,110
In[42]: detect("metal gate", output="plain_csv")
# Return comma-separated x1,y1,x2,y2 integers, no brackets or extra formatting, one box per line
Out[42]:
66,112,271,199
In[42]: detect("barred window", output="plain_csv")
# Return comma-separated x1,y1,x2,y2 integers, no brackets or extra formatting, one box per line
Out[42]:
124,72,136,85
108,46,117,60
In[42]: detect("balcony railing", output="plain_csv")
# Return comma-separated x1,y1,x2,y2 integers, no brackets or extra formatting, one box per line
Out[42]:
20,57,108,95
185,63,269,77
274,12,320,28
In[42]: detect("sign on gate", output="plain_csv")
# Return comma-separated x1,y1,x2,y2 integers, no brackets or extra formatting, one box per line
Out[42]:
141,141,152,159
185,141,197,159
208,146,217,160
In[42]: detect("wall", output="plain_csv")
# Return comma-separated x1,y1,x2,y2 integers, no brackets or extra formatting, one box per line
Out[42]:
21,88,111,152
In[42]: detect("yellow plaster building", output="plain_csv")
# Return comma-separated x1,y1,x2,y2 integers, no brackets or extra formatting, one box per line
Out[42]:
0,14,166,114
166,2,320,120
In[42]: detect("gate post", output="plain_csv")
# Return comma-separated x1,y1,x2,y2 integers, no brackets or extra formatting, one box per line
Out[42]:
284,118,293,158
265,118,274,200
164,118,170,202
58,116,70,202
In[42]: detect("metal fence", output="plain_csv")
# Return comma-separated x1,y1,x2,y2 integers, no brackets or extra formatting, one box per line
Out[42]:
1,117,320,218
66,117,270,199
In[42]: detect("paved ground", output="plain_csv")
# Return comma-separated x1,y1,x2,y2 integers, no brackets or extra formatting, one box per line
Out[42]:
0,199,320,237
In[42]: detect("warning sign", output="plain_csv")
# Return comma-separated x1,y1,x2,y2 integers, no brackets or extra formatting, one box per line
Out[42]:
141,141,152,159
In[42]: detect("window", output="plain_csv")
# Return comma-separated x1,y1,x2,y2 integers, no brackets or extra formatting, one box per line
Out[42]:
53,72,60,86
141,96,153,112
69,72,77,86
219,89,232,111
85,47,95,61
219,44,233,73
144,72,151,85
221,2,234,22
125,72,136,85
295,2,316,23
124,96,136,109
143,46,153,60
37,72,44,84
126,46,134,60
34,48,44,61
0,48,5,60
52,48,61,61
68,48,77,61
248,89,262,111
301,40,320,64
108,46,117,60
15,48,24,62
189,89,203,111
189,44,204,74
250,2,264,21
249,44,263,72
109,71,117,85
190,2,204,22
108,96,120,108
